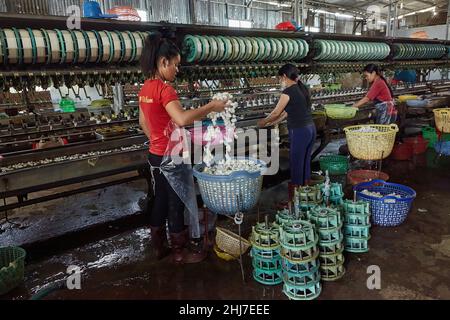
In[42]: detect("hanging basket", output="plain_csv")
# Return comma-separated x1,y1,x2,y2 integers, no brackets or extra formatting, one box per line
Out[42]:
193,157,266,215
344,124,399,160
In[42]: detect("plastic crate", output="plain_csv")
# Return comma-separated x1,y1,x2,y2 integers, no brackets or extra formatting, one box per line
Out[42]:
319,155,349,175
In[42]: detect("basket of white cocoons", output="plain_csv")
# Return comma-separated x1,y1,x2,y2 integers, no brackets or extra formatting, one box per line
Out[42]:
193,92,266,215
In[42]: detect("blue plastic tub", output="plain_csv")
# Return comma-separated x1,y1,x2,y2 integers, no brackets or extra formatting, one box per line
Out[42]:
435,141,450,156
406,99,429,108
193,157,266,215
354,180,416,227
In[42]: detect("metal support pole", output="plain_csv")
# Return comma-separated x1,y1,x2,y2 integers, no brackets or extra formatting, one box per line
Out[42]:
293,0,298,21
301,0,306,28
393,1,398,37
446,0,450,41
386,1,392,37
207,0,212,25
188,0,196,25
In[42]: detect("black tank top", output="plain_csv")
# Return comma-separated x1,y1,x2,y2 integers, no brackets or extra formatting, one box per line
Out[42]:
282,84,314,129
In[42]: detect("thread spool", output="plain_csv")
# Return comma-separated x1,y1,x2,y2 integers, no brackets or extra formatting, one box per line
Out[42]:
61,30,75,63
4,28,19,64
19,28,33,64
85,31,99,63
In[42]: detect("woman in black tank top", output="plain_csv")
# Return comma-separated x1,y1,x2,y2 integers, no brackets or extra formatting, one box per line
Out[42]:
258,64,317,199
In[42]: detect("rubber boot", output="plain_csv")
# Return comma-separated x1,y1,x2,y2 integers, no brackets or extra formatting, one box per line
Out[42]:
169,229,207,264
150,226,170,260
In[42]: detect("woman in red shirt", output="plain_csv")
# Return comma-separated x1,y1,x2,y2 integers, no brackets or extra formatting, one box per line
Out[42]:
353,64,397,124
139,32,227,264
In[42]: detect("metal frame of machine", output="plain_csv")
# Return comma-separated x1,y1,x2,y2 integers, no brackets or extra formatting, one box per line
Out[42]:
1,14,450,212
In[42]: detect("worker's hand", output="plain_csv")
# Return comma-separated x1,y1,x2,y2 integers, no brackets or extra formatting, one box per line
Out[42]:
209,99,228,113
257,119,266,128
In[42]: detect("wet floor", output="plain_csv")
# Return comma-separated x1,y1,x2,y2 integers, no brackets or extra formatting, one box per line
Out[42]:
1,148,450,300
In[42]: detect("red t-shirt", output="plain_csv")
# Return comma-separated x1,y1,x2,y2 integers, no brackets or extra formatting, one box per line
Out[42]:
139,79,179,156
366,78,393,103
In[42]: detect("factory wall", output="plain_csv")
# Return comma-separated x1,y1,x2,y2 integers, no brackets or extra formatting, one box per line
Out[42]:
395,24,449,81
0,0,291,29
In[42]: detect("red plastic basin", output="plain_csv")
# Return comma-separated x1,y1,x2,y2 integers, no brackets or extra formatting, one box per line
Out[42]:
391,142,414,160
403,136,428,155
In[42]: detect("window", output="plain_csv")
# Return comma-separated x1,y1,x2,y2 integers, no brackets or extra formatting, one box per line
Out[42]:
136,9,149,22
305,26,319,32
228,19,252,28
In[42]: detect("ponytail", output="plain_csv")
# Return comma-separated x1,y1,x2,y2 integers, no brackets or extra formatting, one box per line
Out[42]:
297,80,312,108
140,32,180,78
363,63,394,98
279,63,311,107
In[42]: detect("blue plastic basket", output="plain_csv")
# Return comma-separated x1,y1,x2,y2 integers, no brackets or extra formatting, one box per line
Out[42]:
434,141,450,156
354,180,416,227
193,157,266,215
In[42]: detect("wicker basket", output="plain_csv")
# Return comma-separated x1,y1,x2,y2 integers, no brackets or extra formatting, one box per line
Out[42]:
433,108,450,133
213,244,237,261
215,226,251,257
344,124,399,160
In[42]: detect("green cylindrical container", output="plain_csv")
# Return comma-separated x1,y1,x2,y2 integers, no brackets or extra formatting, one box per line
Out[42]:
0,247,26,295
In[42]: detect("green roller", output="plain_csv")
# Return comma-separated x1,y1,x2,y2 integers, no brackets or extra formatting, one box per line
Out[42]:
104,30,114,64
295,39,305,60
234,36,245,62
258,37,268,61
11,27,24,65
26,28,37,64
203,36,215,62
279,38,288,61
246,37,255,61
213,36,224,62
254,37,263,61
301,40,309,59
284,38,293,61
248,37,258,61
228,36,239,62
289,39,300,61
184,35,201,62
220,36,232,62
313,40,324,60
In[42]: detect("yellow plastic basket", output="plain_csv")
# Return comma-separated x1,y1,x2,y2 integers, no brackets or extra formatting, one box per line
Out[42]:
213,245,237,261
215,226,251,257
344,124,399,160
398,95,418,102
433,108,450,133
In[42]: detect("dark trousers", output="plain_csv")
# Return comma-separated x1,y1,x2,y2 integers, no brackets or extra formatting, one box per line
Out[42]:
148,153,185,233
289,124,317,186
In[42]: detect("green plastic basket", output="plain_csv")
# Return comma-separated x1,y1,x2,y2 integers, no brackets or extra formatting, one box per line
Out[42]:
324,104,358,120
0,247,26,295
59,98,76,112
319,155,349,175
421,126,450,148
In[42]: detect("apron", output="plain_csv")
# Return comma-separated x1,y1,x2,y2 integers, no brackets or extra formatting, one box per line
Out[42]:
375,100,397,125
148,121,200,239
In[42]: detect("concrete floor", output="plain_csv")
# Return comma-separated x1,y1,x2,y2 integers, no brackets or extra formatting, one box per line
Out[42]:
1,148,450,300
